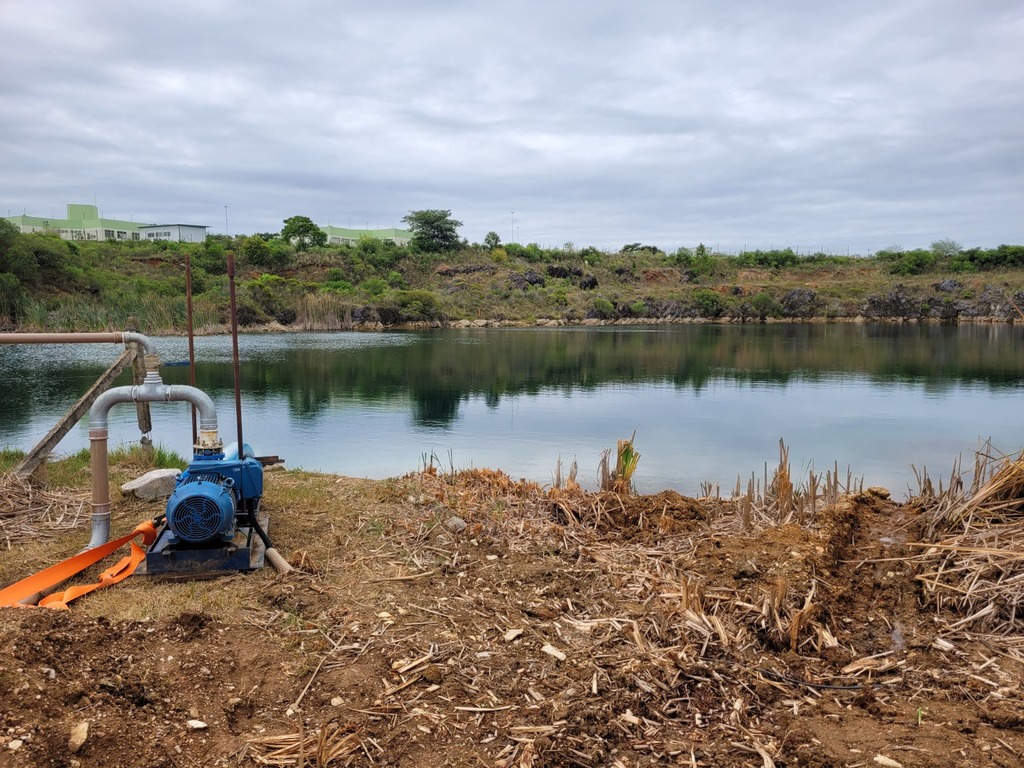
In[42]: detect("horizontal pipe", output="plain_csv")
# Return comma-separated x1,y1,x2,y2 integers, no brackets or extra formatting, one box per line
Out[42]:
89,383,218,434
0,331,158,356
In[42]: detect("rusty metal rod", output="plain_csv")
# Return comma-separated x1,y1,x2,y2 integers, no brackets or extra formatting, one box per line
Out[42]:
185,253,198,446
227,252,244,453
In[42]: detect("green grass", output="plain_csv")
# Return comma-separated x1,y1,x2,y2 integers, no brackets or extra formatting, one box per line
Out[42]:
0,448,26,472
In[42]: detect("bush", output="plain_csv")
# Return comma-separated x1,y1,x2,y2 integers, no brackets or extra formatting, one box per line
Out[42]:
0,272,26,324
736,248,798,269
592,297,615,318
747,291,781,319
235,298,269,326
361,277,388,296
887,249,936,275
692,289,725,318
394,289,442,321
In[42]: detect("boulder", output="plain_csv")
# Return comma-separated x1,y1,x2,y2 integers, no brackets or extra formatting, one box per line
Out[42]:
121,468,180,501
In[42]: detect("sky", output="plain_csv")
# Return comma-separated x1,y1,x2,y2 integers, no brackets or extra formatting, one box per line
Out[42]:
1,1,1021,254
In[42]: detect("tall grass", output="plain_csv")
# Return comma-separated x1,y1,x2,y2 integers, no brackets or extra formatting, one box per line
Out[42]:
21,294,222,333
296,293,356,331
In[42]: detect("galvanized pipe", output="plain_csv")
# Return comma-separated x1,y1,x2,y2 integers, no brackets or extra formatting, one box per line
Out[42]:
87,382,221,549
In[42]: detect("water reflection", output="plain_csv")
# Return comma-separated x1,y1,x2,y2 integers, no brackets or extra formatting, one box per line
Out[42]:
1,324,1022,495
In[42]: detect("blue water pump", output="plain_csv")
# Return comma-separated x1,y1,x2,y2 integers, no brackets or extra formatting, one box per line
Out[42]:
145,443,268,576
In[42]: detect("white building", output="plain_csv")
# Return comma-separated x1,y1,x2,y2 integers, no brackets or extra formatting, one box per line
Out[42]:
138,224,209,243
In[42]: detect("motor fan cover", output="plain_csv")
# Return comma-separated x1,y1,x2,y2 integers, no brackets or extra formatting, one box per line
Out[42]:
166,475,236,543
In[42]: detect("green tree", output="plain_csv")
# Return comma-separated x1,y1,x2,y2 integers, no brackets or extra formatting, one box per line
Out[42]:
484,231,501,250
0,272,26,324
241,236,272,266
280,215,327,250
402,209,462,254
0,218,18,256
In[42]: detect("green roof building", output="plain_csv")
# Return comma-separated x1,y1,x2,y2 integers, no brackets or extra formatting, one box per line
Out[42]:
4,204,207,242
321,225,412,247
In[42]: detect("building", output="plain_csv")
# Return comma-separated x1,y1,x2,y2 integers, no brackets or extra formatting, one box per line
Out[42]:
3,203,208,242
137,224,208,243
320,225,412,247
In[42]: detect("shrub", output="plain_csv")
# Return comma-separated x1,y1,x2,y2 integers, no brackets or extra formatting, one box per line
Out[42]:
592,297,615,318
361,277,388,296
394,289,442,321
888,249,936,275
0,272,26,324
748,291,782,319
692,289,725,318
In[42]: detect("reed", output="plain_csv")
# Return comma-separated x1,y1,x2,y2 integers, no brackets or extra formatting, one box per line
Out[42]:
295,293,355,331
595,432,641,495
915,442,1024,632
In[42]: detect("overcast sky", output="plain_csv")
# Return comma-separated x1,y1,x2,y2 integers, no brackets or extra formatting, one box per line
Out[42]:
1,1,1021,254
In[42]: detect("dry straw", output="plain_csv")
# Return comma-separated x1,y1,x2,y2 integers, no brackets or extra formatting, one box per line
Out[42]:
914,442,1024,635
0,471,88,547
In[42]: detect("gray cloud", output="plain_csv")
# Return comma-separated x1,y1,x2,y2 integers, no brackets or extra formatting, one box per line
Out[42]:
1,0,1021,253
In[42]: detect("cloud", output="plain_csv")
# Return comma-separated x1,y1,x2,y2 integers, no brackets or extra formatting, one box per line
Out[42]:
1,0,1022,252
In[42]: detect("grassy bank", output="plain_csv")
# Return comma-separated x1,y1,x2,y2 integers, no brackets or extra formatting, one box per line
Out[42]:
3,221,1024,334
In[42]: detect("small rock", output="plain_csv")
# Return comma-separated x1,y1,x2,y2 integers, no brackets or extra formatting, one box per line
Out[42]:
331,697,343,707
186,720,208,731
867,486,891,499
69,721,89,753
8,739,23,750
444,515,467,533
504,629,524,642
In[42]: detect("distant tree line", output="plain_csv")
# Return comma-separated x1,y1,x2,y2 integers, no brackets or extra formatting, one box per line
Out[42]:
4,209,1024,331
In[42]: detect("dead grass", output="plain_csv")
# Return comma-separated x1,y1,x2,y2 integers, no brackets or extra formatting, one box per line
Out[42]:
913,443,1024,637
4,448,1024,766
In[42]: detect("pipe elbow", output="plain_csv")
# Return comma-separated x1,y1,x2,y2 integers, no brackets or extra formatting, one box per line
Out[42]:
121,331,158,356
164,385,218,432
88,386,137,430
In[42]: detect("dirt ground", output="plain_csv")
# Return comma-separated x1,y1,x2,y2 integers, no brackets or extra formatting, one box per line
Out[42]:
1,465,1023,767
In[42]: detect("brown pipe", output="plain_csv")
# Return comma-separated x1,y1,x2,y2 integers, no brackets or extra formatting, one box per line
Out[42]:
88,427,111,550
0,331,159,357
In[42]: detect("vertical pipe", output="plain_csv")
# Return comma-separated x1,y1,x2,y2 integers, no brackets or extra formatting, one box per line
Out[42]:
227,252,244,452
88,427,111,549
185,253,198,446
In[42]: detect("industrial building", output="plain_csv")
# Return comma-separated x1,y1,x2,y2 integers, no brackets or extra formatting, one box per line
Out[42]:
4,204,208,242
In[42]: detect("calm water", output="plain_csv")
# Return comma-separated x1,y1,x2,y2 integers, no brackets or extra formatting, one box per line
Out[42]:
1,324,1023,498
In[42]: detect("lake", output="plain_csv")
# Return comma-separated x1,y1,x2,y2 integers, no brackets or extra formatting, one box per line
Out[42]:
1,323,1022,498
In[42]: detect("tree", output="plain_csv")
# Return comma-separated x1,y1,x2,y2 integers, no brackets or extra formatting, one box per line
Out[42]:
280,215,326,250
241,235,292,270
0,271,26,325
483,231,501,250
931,239,962,259
0,218,18,256
401,209,462,254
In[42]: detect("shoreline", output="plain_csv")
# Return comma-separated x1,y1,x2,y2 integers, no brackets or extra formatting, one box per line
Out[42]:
75,312,1020,337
